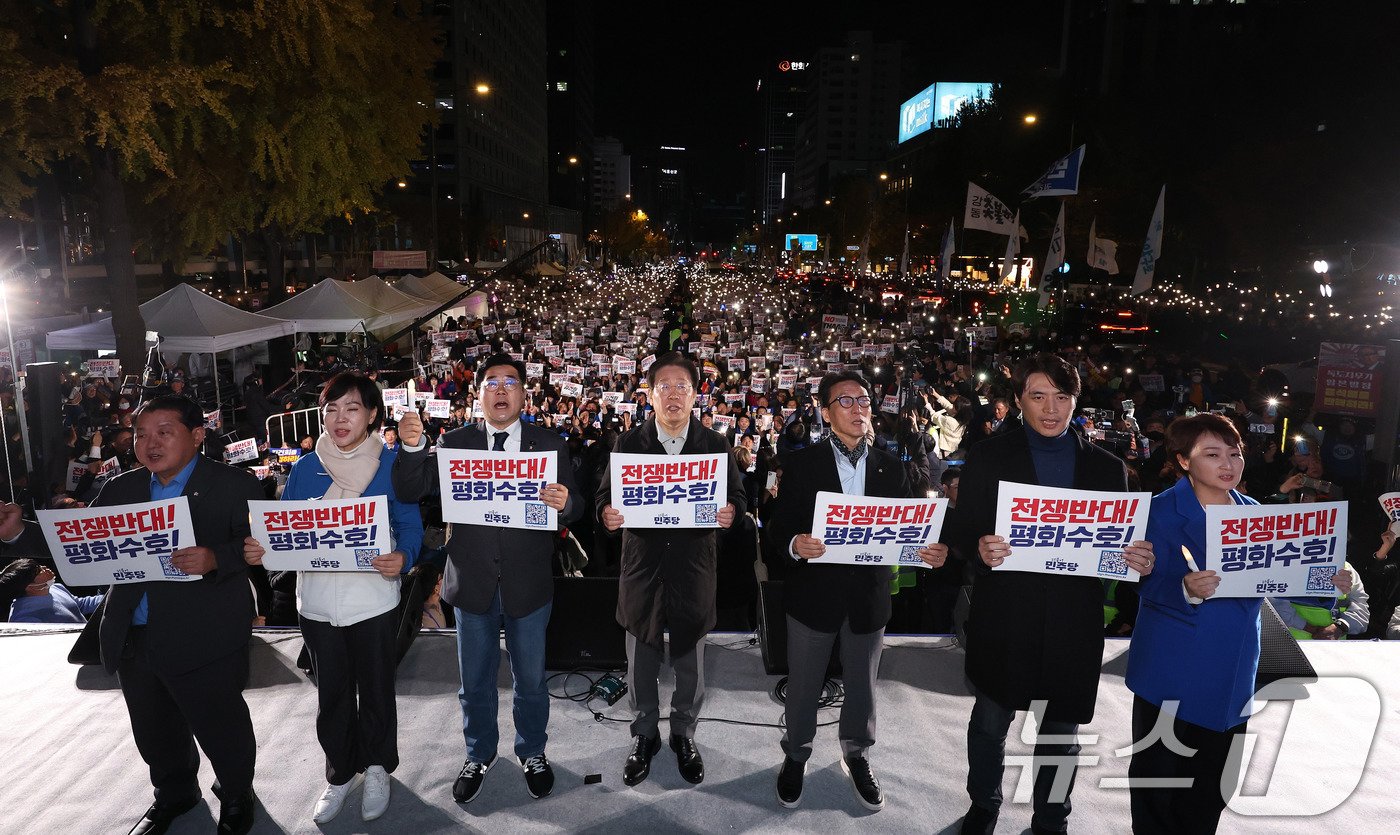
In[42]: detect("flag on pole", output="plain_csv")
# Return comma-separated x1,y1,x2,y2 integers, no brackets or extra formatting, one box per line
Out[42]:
899,228,910,275
939,220,955,281
1023,145,1087,198
1000,210,1021,283
1086,218,1119,274
1038,203,1066,309
1131,186,1166,296
964,182,1018,235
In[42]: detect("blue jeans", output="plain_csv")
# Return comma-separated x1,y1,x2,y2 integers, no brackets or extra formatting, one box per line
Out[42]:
455,592,552,762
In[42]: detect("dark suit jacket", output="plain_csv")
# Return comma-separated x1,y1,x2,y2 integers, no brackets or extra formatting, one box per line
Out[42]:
949,421,1130,723
595,416,746,652
767,440,913,634
391,422,581,617
12,455,263,675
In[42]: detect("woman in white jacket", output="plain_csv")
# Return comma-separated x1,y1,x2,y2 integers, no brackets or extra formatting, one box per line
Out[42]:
244,373,422,824
929,388,972,458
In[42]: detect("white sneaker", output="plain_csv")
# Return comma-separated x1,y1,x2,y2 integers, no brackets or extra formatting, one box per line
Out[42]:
362,765,391,821
312,773,363,824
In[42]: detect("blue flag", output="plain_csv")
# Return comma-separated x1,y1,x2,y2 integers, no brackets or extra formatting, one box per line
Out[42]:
1023,145,1086,198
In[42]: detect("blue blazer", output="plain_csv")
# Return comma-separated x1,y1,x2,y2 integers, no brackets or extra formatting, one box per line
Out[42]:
284,446,423,570
1125,477,1261,732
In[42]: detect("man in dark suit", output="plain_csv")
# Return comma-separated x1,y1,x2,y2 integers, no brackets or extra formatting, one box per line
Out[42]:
597,352,745,788
950,354,1154,835
1,395,263,835
767,369,948,811
392,354,578,803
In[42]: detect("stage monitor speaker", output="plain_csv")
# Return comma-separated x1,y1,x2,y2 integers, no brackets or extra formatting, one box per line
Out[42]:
1256,599,1317,694
545,576,628,671
756,580,841,678
24,362,67,499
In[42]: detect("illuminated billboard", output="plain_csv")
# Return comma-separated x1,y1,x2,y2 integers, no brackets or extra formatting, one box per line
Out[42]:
935,82,993,126
898,83,937,143
785,234,818,252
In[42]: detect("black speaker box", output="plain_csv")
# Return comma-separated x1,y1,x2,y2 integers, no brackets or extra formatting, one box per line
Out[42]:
757,580,842,678
25,362,67,498
546,576,628,670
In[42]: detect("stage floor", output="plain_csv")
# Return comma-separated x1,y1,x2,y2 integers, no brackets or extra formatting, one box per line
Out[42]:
1,626,1395,834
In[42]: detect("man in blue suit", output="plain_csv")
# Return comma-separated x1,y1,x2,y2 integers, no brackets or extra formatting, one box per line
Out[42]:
393,354,579,804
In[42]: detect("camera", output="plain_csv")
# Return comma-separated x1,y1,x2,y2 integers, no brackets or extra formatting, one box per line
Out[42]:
1299,476,1333,494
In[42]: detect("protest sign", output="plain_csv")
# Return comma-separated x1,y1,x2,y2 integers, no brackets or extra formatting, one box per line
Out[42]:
436,450,558,529
87,359,120,378
382,388,409,407
224,438,260,464
1207,501,1348,598
809,492,947,567
250,496,391,571
39,498,199,585
611,452,727,528
1380,492,1400,534
993,482,1150,580
423,398,451,419
271,447,300,463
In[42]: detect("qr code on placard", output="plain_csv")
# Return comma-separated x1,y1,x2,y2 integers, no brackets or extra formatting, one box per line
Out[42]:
898,545,924,565
524,503,548,528
354,549,379,569
695,503,717,525
157,553,185,578
1098,550,1129,577
1306,565,1335,593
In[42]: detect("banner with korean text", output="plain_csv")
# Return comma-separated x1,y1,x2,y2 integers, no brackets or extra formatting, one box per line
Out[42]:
809,491,947,567
437,450,558,529
1206,501,1348,598
993,482,1150,580
1379,492,1400,534
38,498,199,586
249,497,391,571
611,452,727,528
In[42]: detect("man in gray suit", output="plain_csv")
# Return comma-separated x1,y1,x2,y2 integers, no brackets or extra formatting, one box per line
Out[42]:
393,354,578,804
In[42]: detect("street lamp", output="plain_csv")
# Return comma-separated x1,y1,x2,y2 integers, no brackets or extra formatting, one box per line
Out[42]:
475,83,491,95
1023,114,1038,124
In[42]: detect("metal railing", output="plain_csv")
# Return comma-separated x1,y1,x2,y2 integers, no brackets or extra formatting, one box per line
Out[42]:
266,407,321,449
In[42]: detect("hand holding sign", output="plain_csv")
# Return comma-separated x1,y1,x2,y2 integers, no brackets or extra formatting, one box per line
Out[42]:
243,536,265,566
979,534,1009,567
917,543,949,568
541,483,569,512
793,533,826,559
601,504,624,531
371,551,404,578
170,546,217,575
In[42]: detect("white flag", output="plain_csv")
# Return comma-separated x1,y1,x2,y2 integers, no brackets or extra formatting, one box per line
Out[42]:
964,182,1018,235
1087,218,1119,275
939,220,955,281
1000,210,1021,283
1131,186,1166,296
1038,203,1066,309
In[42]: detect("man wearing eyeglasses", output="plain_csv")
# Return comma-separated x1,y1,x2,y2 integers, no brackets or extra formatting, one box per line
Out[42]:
597,352,746,789
392,354,579,804
767,370,949,811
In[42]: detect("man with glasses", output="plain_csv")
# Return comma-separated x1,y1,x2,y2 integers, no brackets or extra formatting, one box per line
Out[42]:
597,352,746,788
767,370,948,811
393,354,579,804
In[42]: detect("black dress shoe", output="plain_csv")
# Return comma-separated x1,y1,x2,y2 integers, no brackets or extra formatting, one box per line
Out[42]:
128,798,198,835
622,734,661,786
669,734,704,784
841,755,884,811
216,790,256,835
960,803,999,835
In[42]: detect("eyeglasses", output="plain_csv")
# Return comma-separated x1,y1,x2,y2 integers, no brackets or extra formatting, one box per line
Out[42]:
653,383,693,396
481,379,521,391
827,395,873,410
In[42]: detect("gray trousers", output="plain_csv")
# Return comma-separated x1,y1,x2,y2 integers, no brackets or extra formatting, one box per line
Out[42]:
626,632,705,740
781,615,883,763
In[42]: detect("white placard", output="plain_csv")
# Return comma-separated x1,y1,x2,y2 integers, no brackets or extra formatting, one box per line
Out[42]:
87,358,121,378
39,497,200,586
610,452,728,528
224,438,260,464
436,450,558,529
382,388,409,407
424,398,451,419
808,491,947,567
1207,501,1348,598
993,482,1150,580
250,496,391,571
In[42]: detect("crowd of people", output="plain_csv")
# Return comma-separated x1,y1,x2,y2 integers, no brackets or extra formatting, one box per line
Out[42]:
2,261,1397,833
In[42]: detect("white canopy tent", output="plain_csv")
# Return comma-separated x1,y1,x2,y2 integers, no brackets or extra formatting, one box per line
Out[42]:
345,276,439,328
45,283,296,413
258,278,385,334
396,272,488,319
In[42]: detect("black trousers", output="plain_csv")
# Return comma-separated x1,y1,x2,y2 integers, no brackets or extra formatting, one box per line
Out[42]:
300,608,400,785
117,627,256,804
1129,696,1247,835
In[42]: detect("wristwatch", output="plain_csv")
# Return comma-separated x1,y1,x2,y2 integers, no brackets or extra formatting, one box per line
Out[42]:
1332,618,1350,635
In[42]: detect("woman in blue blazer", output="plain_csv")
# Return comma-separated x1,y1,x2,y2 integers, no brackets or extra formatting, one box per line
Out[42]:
1125,413,1258,834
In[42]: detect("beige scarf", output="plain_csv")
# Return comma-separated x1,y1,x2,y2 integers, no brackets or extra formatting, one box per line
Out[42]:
315,432,384,499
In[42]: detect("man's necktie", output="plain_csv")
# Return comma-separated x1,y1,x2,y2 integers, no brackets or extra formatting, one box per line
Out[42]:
492,432,508,451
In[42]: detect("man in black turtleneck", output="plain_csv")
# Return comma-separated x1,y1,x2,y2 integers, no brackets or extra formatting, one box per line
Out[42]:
950,353,1155,835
